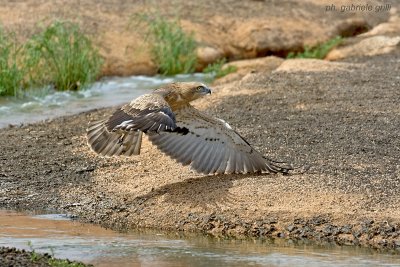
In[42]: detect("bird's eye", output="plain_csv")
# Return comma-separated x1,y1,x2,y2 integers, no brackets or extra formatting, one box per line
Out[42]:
196,86,204,91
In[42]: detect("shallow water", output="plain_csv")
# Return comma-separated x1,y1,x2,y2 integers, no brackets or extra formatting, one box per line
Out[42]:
1,210,399,267
0,74,208,128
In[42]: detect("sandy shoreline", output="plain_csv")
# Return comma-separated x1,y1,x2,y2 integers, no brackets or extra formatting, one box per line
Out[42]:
1,49,399,251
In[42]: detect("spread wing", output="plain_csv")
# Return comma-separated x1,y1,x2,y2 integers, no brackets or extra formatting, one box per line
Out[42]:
147,105,293,175
87,93,176,156
87,120,143,156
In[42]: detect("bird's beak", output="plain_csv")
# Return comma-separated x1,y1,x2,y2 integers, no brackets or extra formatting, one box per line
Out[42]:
203,87,212,95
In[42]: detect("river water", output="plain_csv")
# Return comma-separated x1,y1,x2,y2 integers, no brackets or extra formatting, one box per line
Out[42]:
0,74,208,128
0,210,399,267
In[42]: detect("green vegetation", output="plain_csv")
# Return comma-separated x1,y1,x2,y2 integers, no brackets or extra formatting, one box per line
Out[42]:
0,27,26,96
203,58,237,79
48,258,88,267
27,241,41,262
25,21,103,91
136,14,197,75
0,21,102,97
28,241,87,267
286,36,343,59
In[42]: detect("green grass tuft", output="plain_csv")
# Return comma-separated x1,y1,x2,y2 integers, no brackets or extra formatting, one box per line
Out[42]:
135,14,197,75
48,258,88,267
0,21,103,97
27,241,41,262
25,21,103,91
286,36,343,59
0,27,26,96
27,241,88,267
203,58,237,79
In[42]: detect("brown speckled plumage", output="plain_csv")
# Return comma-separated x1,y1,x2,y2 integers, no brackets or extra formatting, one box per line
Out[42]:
87,82,292,174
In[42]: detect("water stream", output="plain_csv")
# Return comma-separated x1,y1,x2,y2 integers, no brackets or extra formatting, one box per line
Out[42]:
1,210,399,267
0,74,208,128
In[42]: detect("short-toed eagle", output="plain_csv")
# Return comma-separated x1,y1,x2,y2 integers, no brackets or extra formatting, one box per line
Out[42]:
87,82,293,174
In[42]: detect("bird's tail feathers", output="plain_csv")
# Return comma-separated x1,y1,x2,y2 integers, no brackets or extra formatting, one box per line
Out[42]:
87,120,143,156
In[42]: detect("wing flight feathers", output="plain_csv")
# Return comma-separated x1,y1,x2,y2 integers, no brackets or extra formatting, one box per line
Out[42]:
87,119,143,156
87,93,175,157
148,105,293,175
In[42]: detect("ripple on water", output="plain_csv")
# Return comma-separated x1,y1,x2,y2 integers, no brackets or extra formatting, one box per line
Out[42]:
0,106,11,114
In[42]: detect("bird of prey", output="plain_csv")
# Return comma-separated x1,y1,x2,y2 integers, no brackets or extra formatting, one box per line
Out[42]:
87,82,293,175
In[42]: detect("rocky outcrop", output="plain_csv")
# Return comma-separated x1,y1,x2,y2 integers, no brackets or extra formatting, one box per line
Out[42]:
0,0,394,76
326,7,400,60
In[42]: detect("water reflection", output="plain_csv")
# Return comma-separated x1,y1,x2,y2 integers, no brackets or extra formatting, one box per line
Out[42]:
0,74,208,128
0,210,399,267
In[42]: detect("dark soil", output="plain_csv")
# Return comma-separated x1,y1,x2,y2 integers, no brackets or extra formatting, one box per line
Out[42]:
0,247,91,267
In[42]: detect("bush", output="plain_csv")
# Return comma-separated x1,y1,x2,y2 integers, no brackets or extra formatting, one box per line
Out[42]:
203,58,237,79
286,36,343,59
0,27,25,96
136,14,197,75
25,21,103,91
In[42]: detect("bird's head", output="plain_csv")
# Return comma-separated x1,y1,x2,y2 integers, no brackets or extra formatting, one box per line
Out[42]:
178,82,212,102
161,82,212,105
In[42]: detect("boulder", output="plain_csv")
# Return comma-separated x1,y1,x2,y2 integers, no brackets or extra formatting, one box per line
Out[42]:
326,36,400,60
196,46,224,69
326,8,400,60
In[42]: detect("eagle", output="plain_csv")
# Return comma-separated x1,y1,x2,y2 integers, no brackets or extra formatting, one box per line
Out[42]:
87,82,293,175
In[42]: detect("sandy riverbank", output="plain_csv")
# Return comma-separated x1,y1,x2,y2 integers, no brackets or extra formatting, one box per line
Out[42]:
1,48,399,250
